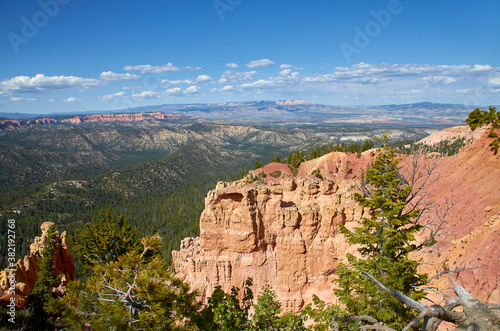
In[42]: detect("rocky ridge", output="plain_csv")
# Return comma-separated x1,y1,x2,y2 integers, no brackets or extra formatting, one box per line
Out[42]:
0,222,75,309
173,152,377,311
0,112,184,130
172,126,500,311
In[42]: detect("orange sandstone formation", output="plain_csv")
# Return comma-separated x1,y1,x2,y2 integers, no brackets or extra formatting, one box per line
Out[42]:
173,127,500,311
0,222,75,309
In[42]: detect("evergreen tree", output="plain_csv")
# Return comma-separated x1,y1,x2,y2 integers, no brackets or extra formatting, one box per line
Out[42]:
270,155,281,163
71,207,141,277
254,160,263,170
466,106,500,154
333,132,429,330
58,236,200,330
252,284,307,330
26,224,60,329
200,278,253,330
252,284,282,330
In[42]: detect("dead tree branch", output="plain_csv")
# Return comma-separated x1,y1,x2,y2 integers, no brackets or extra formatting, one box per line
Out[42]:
338,272,500,331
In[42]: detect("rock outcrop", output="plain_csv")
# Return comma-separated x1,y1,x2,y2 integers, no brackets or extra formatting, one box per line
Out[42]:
173,152,376,311
0,112,184,130
173,127,500,311
60,112,183,125
416,124,487,146
0,222,75,309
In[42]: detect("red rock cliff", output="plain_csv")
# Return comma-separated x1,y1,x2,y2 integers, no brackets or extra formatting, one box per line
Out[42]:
173,152,377,311
0,222,75,309
173,127,500,311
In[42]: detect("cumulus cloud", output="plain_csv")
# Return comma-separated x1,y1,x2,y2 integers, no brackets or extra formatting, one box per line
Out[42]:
279,64,302,70
123,63,201,73
279,69,292,76
185,86,199,94
63,97,82,102
132,91,158,99
489,76,500,88
225,63,240,69
99,71,141,82
301,63,497,86
246,59,275,69
99,91,126,101
196,75,212,83
218,70,258,85
423,76,457,85
165,87,182,95
212,62,499,104
123,63,180,73
10,97,36,102
221,85,234,92
162,79,195,86
0,74,101,95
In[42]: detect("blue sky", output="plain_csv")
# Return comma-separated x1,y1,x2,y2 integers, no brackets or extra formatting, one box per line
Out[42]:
0,0,499,114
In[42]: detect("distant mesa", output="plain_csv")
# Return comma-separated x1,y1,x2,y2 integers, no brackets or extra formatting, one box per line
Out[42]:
0,112,184,130
60,112,183,124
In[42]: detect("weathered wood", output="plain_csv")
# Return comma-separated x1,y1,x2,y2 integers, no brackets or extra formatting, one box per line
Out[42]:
332,273,500,330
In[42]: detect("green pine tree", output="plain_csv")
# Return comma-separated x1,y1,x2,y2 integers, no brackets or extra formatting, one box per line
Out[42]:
466,106,500,154
333,131,428,330
252,284,282,330
59,235,200,330
200,278,253,330
70,207,141,277
26,224,60,329
252,284,307,330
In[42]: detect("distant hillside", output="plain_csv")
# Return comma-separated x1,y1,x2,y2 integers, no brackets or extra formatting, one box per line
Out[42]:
0,120,440,192
0,101,488,126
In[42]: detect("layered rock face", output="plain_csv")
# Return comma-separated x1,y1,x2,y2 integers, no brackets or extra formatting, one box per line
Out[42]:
173,127,500,311
173,152,376,311
0,222,75,308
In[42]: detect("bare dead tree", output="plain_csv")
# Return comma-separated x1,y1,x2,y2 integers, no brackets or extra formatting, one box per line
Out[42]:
331,272,500,331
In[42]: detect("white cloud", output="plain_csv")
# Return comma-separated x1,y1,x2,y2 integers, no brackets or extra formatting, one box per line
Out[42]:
423,76,456,85
161,79,195,86
10,97,36,102
225,63,240,69
123,63,201,73
279,69,292,76
63,97,82,102
246,59,275,69
489,77,500,88
99,91,126,101
301,63,497,85
213,62,500,104
279,64,302,70
196,75,212,83
0,74,101,95
99,71,141,82
221,85,235,92
48,98,56,103
132,91,158,99
165,87,182,95
185,66,202,71
185,86,199,94
218,70,258,84
123,63,181,73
